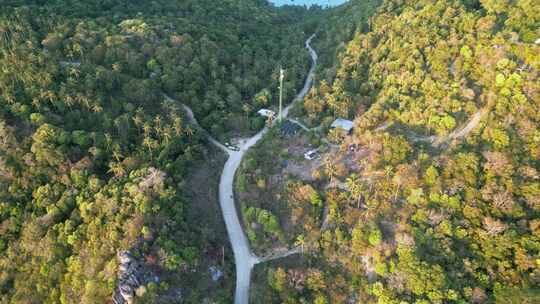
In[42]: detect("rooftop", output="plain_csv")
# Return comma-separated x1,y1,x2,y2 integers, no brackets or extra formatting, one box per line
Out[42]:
257,109,275,118
280,120,301,137
331,118,354,132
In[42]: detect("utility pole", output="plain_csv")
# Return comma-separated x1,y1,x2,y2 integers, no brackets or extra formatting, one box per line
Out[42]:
279,67,285,122
222,246,225,267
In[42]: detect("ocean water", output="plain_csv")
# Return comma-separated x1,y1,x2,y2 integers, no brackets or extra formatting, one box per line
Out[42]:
269,0,349,7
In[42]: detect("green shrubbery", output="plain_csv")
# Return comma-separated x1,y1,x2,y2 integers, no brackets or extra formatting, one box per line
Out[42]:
244,207,284,246
259,0,540,303
0,0,313,302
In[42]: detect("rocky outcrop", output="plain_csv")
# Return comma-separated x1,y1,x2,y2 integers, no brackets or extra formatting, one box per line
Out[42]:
113,251,141,304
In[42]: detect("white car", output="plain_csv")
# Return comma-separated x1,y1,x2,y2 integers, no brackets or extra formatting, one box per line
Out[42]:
224,142,240,151
304,149,318,160
257,109,276,118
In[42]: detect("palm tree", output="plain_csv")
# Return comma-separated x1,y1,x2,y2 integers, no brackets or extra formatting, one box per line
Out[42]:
153,115,162,128
143,137,156,159
31,98,40,108
324,157,337,185
384,165,393,182
65,95,75,108
92,104,103,113
108,161,126,178
112,144,123,162
185,125,194,137
142,122,152,137
242,103,251,119
295,234,306,253
132,115,143,130
326,94,338,117
173,116,183,136
162,127,172,144
346,173,363,209
104,133,113,152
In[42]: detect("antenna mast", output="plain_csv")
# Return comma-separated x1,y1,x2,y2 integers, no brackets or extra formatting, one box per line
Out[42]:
279,68,284,122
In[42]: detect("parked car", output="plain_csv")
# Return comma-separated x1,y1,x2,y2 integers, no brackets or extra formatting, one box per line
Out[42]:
304,149,319,160
224,142,240,151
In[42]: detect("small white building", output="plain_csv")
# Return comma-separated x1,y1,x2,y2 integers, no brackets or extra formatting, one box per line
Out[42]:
257,109,276,118
304,149,319,160
331,118,354,133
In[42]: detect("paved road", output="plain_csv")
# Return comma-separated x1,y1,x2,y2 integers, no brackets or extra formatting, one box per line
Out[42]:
220,34,318,304
168,34,318,304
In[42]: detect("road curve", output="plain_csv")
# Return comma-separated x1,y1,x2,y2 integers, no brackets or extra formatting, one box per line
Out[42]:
220,34,318,304
168,35,318,304
163,94,230,152
405,108,488,147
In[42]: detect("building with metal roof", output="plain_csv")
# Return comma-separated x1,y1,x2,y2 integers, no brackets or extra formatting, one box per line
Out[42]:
257,109,276,118
331,118,354,133
280,120,301,137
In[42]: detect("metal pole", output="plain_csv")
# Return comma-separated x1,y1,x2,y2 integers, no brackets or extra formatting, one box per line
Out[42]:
279,68,284,122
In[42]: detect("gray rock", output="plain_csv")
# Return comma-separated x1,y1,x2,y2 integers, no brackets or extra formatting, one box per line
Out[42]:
114,251,143,304
209,266,223,282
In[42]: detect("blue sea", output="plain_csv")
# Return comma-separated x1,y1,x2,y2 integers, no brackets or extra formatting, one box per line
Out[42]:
269,0,349,7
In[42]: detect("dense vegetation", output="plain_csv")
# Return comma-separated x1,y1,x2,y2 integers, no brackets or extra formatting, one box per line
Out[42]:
235,0,381,256
0,0,313,303
2,0,539,303
311,0,382,82
246,0,540,303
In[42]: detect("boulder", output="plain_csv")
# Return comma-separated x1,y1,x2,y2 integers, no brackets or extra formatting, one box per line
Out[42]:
114,251,145,304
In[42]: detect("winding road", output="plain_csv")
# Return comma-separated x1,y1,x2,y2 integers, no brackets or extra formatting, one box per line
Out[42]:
169,34,318,304
222,34,318,304
170,34,484,303
405,108,488,147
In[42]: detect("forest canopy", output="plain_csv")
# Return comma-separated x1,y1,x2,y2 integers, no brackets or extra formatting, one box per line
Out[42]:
1,0,539,303
248,0,540,303
0,0,314,303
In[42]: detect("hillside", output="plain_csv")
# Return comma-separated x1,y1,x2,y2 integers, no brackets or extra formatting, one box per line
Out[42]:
244,0,540,303
0,1,312,303
1,0,539,303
